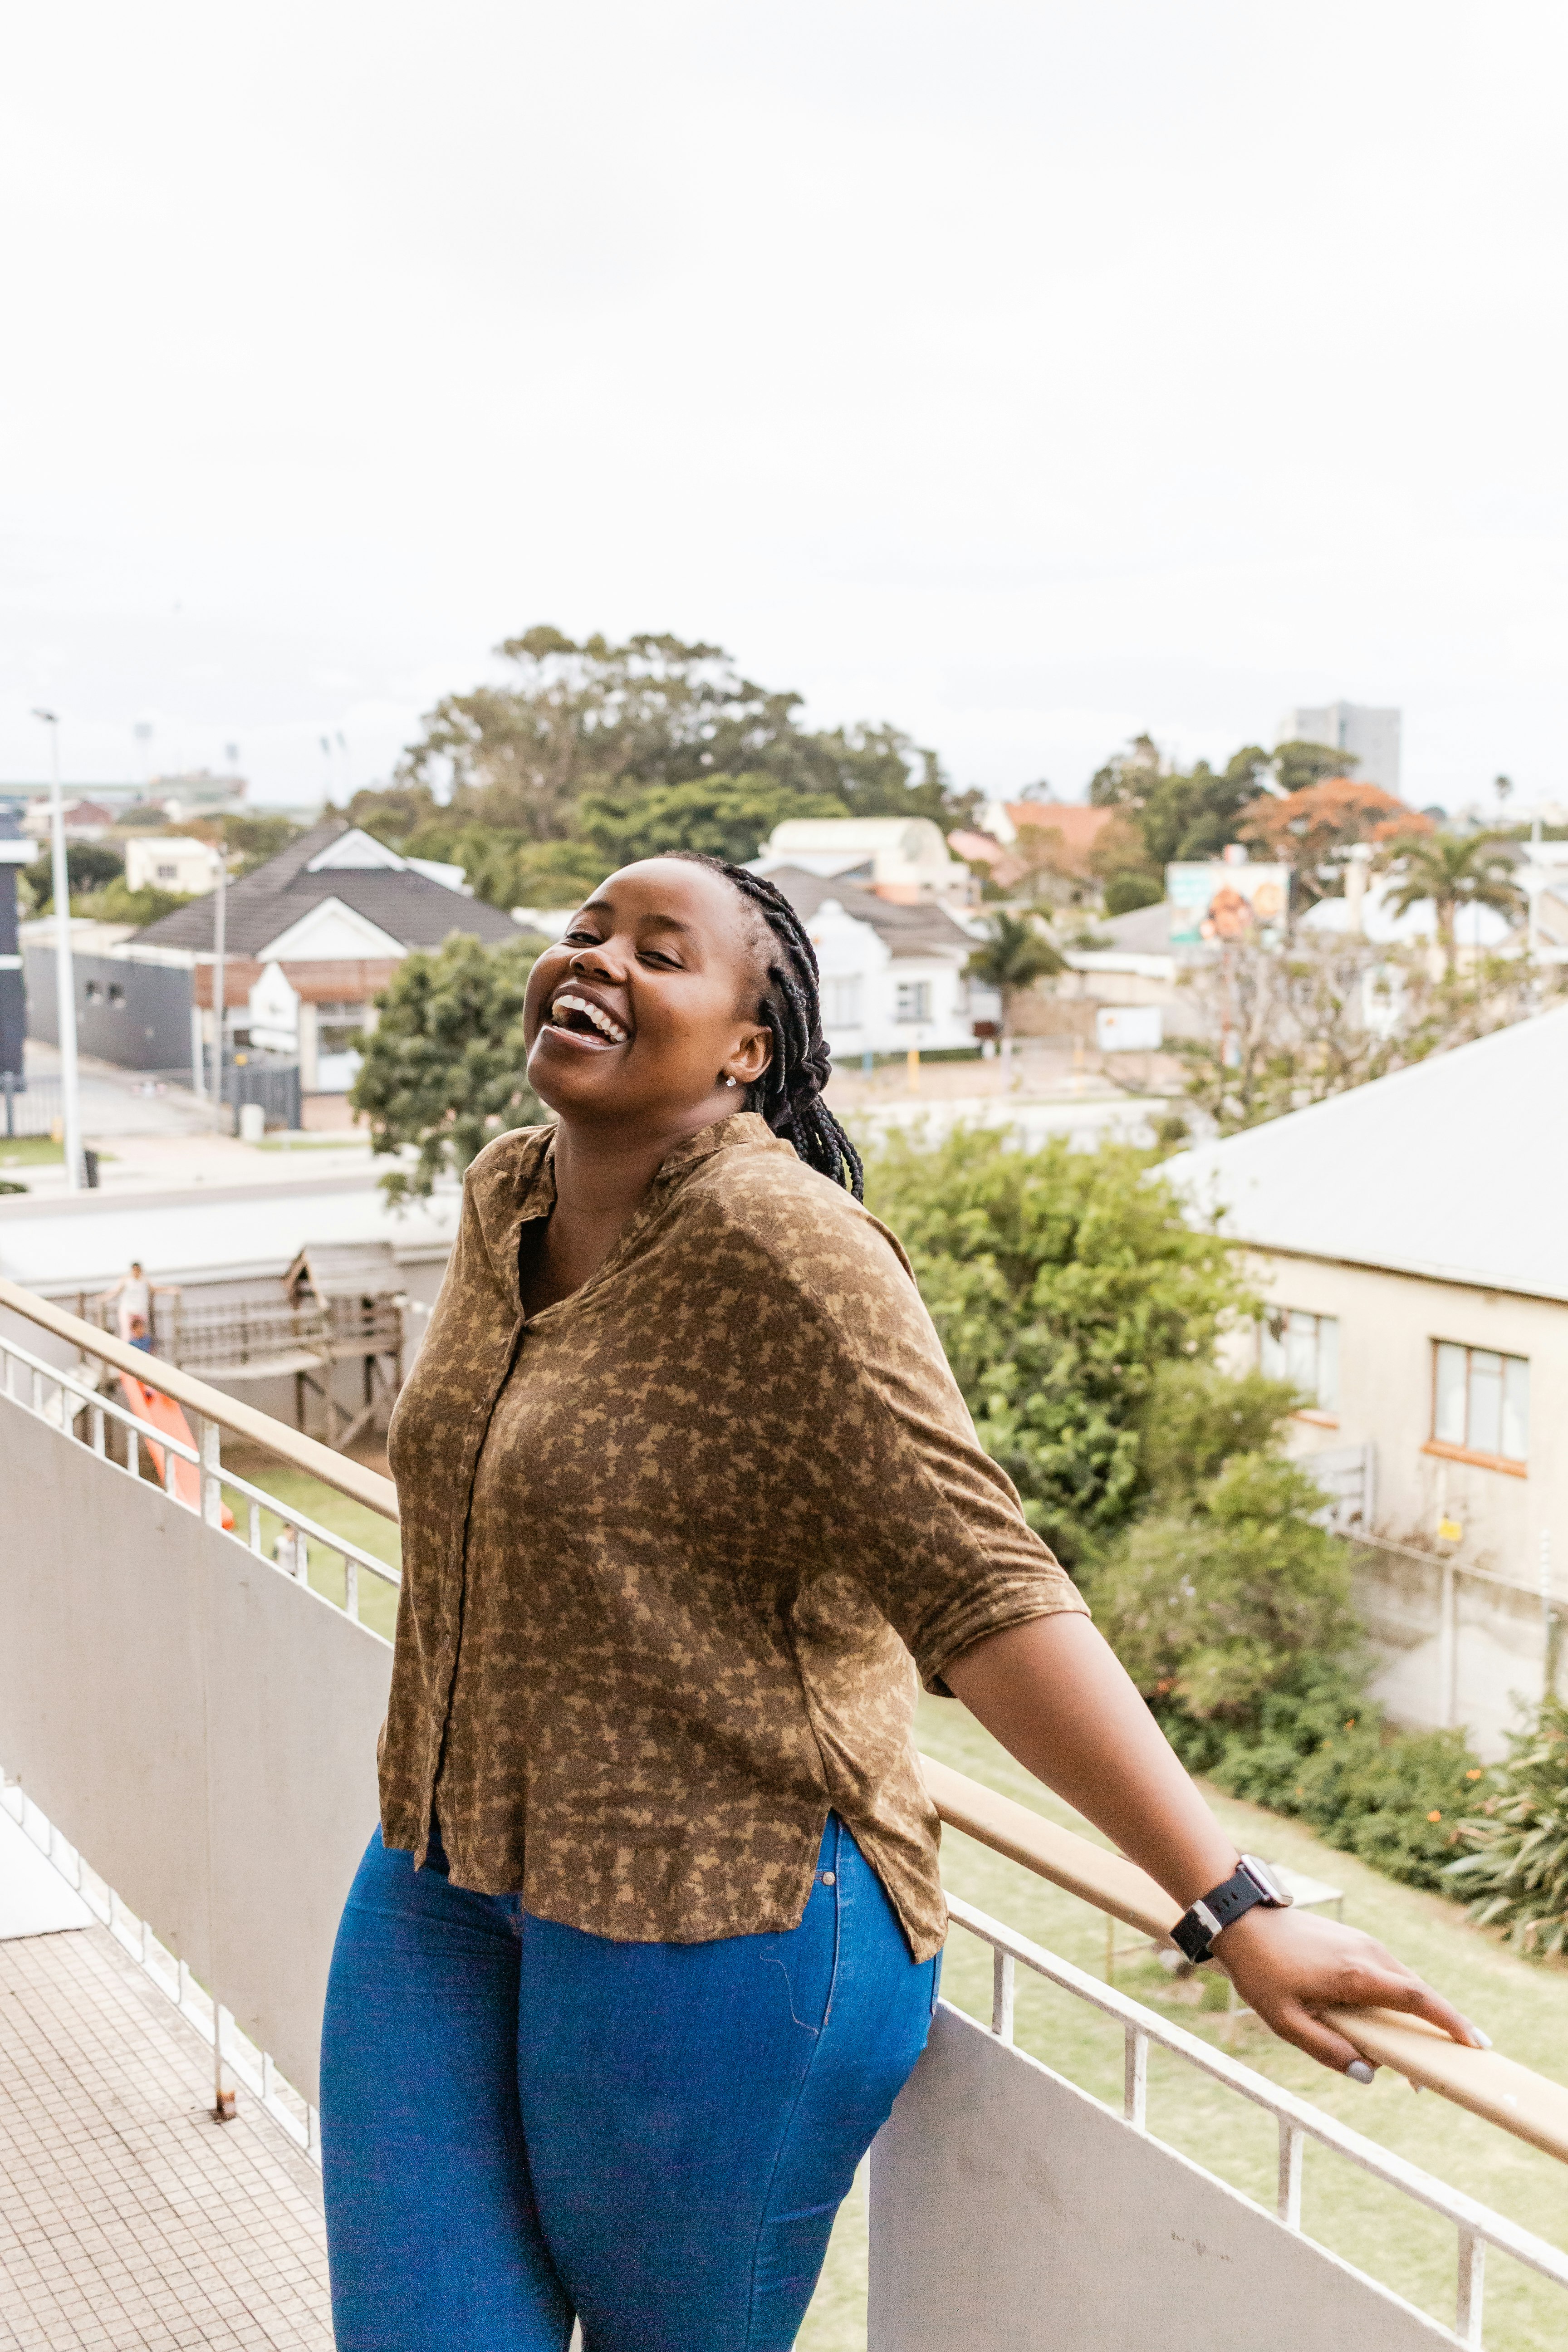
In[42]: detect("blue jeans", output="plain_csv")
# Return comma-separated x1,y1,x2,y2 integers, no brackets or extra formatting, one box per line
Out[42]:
320,1816,940,2351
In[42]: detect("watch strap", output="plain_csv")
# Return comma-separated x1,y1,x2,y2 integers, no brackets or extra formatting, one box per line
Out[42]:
1171,1857,1289,1964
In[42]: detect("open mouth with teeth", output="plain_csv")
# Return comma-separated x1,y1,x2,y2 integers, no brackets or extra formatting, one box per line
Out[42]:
544,991,632,1050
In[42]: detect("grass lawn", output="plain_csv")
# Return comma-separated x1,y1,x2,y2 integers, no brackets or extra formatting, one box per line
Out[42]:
217,1440,402,1643
798,1697,1568,2352
0,1137,117,1167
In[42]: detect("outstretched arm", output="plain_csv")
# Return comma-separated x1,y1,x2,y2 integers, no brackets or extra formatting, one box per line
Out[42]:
944,1612,1485,2078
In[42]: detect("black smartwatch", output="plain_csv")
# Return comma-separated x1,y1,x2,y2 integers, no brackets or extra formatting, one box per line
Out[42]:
1170,1855,1291,1964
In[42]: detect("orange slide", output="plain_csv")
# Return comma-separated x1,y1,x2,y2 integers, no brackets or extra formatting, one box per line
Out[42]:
118,1369,236,1530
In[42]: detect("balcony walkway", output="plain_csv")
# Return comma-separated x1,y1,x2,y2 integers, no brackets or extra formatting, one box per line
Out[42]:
0,1911,331,2351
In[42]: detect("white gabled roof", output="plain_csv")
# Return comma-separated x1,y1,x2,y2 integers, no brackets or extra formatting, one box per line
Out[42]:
1165,1004,1568,1303
254,895,408,962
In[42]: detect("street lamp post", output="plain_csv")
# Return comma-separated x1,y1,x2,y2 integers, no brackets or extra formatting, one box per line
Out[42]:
211,848,228,1128
32,710,84,1192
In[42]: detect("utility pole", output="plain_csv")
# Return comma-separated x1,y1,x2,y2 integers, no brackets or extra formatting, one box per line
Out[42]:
211,846,228,1129
32,710,83,1192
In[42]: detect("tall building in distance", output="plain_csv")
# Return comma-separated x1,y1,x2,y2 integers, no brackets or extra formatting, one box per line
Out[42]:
1280,701,1401,796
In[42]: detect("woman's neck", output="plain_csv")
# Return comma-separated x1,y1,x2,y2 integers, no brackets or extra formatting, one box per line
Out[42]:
521,1105,731,1316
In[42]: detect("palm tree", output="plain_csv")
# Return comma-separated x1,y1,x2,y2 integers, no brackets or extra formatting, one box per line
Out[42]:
1380,832,1523,976
965,911,1065,1039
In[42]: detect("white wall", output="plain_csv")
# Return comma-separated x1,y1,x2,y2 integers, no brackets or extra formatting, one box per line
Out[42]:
809,899,976,1057
1225,1250,1567,1752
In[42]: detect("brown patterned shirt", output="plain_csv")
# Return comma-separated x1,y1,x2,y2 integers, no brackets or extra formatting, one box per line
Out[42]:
378,1112,1085,1960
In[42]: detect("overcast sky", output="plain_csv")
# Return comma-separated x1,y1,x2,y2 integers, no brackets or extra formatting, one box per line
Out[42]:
3,2,1563,813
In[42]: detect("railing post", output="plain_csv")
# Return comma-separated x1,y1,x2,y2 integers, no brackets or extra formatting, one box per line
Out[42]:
1277,2119,1303,2229
199,1415,223,1528
991,1947,1015,2043
343,1551,359,1622
90,1401,105,1457
1123,2026,1148,2129
248,1499,262,1555
1456,2229,1485,2346
213,2000,235,2122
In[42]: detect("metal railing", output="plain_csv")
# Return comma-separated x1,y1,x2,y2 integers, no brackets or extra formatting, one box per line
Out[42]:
946,1893,1568,2347
0,1277,397,1616
4,1271,1568,2347
1,1069,62,1139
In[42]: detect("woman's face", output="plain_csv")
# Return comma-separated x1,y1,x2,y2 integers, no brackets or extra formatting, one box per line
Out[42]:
523,860,773,1132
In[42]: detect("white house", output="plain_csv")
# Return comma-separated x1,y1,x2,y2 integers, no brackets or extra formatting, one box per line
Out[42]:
754,818,974,906
1166,1006,1568,1755
125,837,223,897
129,820,517,1095
761,865,995,1057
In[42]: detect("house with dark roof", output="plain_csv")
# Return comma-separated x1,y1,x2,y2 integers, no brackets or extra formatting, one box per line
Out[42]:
751,864,995,1055
58,820,519,1093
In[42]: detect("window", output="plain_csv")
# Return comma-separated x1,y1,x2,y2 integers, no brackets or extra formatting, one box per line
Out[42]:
156,862,177,883
318,1002,367,1056
895,981,931,1024
1259,1309,1339,1412
107,983,124,1008
825,977,862,1027
1431,1343,1529,1465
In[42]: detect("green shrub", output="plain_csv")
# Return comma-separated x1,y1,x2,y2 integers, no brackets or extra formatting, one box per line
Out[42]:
1135,1360,1297,1505
861,1129,1251,1563
1089,1454,1358,1725
1446,1695,1568,1954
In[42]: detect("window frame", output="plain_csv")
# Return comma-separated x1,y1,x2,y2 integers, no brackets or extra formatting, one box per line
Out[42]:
1257,1306,1340,1421
1423,1339,1529,1476
894,979,932,1025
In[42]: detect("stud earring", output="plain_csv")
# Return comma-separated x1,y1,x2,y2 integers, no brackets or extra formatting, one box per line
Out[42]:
724,1074,738,1088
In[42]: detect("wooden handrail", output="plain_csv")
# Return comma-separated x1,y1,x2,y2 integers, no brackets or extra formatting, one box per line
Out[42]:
0,1275,398,1521
922,1753,1568,2167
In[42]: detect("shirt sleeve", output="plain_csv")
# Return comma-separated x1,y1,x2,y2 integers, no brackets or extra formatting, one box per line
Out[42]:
763,1183,1089,1693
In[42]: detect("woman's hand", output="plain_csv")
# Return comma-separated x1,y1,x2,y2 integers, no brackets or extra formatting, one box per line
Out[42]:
946,1616,1488,2081
1210,1903,1486,2078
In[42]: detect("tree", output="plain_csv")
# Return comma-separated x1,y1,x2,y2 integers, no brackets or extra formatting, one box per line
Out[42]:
1088,733,1162,808
1380,831,1523,976
861,1129,1252,1563
1174,931,1562,1132
1240,777,1425,903
1137,746,1277,869
1103,871,1164,916
577,774,848,870
1272,739,1359,798
396,627,969,842
964,911,1064,1036
23,842,122,913
349,935,546,1204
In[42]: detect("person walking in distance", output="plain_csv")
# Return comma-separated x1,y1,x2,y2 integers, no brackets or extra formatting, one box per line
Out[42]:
272,1522,308,1582
103,1260,151,1343
318,854,1484,2352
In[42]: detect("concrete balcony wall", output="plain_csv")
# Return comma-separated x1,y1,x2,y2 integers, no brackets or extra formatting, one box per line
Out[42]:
0,1396,390,2104
871,2005,1452,2349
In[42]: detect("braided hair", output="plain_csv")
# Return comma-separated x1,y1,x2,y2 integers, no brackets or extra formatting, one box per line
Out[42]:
666,852,865,1200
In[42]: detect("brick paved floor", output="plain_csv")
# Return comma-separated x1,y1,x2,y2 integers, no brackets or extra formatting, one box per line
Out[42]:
0,1925,332,2350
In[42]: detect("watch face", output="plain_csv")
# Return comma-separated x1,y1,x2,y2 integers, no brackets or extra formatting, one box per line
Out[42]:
1240,1854,1290,1907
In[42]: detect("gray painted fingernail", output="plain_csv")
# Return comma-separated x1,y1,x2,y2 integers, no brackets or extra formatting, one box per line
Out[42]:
1346,2060,1376,2085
